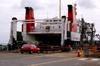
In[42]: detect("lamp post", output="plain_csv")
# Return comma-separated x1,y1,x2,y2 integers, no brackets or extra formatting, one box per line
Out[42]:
87,23,96,45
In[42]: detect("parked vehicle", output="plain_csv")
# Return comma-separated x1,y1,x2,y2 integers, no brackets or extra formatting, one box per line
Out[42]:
20,44,40,54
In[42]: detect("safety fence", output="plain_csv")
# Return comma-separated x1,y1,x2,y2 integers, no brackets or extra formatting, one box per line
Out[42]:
38,46,60,51
0,45,8,51
83,46,100,57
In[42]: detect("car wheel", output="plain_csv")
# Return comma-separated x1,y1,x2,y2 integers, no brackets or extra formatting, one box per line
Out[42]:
29,50,33,54
38,50,40,54
21,52,23,54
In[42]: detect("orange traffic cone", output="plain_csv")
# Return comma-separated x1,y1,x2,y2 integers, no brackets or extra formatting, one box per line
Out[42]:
77,48,84,57
78,50,81,57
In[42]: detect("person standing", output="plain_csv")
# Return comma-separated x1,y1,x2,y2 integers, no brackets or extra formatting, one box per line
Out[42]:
2,46,3,51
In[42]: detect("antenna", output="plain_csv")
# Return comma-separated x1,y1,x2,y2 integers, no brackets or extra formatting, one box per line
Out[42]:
59,0,61,19
47,12,48,19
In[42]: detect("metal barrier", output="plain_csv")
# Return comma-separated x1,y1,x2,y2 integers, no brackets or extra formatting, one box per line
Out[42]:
38,46,60,51
83,46,100,57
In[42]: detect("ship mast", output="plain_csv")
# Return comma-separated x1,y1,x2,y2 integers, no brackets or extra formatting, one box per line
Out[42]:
59,0,61,19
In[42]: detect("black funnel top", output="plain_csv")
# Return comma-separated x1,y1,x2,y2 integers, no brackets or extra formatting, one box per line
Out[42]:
25,7,33,11
68,5,73,13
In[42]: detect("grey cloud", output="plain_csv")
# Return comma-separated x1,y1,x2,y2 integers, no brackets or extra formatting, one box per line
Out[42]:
0,31,10,43
0,5,23,43
20,0,60,11
77,0,96,9
11,4,21,10
0,0,14,4
20,0,45,10
19,0,60,19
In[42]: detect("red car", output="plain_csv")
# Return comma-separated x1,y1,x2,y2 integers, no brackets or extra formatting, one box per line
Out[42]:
20,44,40,54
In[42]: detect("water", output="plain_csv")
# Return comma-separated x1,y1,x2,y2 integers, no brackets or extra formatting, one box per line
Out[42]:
0,43,7,45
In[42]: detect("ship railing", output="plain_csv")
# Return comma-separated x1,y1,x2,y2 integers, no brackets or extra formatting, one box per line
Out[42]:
13,19,62,22
30,28,62,32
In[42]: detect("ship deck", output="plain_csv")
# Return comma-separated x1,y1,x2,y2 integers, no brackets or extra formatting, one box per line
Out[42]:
27,32,61,34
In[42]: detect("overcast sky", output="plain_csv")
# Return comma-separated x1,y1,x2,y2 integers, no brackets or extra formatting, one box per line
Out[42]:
0,0,100,44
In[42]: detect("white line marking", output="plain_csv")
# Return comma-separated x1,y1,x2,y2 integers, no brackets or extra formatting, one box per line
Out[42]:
46,55,64,57
91,59,100,61
78,58,88,60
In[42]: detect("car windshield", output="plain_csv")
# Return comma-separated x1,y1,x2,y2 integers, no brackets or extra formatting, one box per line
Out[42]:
22,45,30,47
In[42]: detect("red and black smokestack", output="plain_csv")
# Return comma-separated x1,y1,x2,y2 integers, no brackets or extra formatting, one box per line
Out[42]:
67,5,77,32
68,5,73,22
25,7,35,32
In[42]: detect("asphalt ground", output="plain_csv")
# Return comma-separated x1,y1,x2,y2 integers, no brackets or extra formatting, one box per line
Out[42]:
0,51,100,66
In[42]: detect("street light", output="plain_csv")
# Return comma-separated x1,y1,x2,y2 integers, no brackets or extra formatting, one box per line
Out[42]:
86,23,96,45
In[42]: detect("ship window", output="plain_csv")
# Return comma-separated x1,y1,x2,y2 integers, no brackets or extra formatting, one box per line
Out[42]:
59,26,60,28
59,20,61,22
53,26,54,28
50,20,52,22
40,26,41,28
54,20,57,22
42,26,44,28
46,20,48,22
